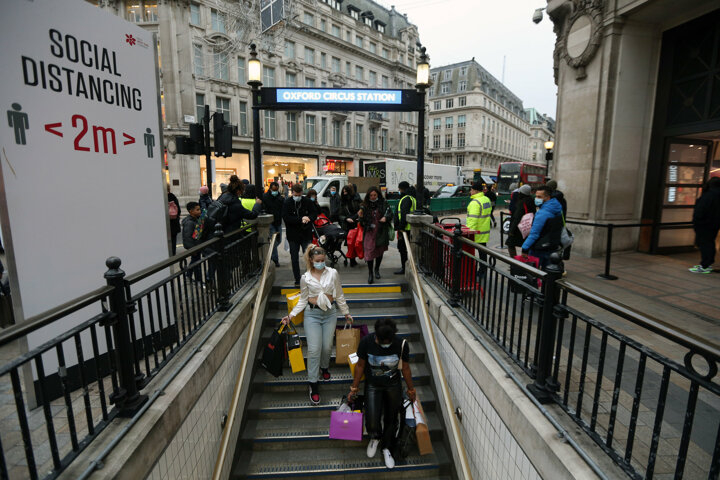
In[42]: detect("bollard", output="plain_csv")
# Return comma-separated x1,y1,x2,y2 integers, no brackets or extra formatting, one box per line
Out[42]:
213,224,232,311
104,257,148,416
527,252,564,404
449,222,463,307
597,223,618,280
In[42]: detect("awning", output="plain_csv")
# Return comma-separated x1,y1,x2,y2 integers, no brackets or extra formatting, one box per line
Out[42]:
482,175,495,185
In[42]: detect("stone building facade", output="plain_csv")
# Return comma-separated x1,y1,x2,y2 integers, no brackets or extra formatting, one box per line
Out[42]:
90,0,422,202
525,108,555,168
428,59,530,180
546,0,719,256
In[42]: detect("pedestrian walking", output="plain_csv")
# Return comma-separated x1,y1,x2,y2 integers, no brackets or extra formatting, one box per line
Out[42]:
358,186,393,284
198,186,212,212
306,189,320,217
181,201,204,282
263,181,284,267
466,181,492,277
689,176,720,274
545,180,567,217
241,184,258,211
394,181,416,275
283,246,353,405
167,184,181,256
328,185,341,222
485,184,498,228
339,185,361,267
348,318,415,470
283,184,317,286
507,183,519,215
521,186,563,269
506,184,535,258
217,175,261,234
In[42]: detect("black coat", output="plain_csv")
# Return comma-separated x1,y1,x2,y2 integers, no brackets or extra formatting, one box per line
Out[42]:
339,194,361,230
262,191,284,226
506,194,536,247
552,190,568,217
359,199,393,248
168,192,181,235
329,194,341,220
181,215,201,250
693,186,720,231
282,196,317,243
218,191,258,234
199,194,213,212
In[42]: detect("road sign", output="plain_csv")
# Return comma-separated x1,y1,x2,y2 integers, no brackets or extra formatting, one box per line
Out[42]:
0,0,167,392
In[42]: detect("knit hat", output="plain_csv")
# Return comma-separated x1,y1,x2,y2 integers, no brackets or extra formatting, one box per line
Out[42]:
546,180,558,190
509,183,518,191
199,186,209,194
518,184,532,196
471,181,485,191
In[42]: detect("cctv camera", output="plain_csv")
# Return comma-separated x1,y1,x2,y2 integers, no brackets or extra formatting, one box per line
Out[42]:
532,8,544,24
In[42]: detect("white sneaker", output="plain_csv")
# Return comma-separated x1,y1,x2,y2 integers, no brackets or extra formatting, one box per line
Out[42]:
366,439,379,458
382,448,395,469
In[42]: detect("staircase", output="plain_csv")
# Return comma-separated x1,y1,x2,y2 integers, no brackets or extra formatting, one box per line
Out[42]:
231,273,455,479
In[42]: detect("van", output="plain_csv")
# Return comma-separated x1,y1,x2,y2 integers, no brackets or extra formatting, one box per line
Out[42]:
302,175,375,215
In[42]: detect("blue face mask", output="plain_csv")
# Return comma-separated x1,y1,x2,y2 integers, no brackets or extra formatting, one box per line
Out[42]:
534,198,544,207
313,261,326,270
310,197,317,202
293,195,302,203
331,190,336,195
271,190,279,196
379,343,392,348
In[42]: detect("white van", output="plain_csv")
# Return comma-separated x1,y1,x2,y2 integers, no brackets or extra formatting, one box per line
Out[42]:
302,176,348,215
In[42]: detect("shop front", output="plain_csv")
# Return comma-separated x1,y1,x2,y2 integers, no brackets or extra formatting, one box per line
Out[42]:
262,153,318,188
200,151,250,199
323,157,354,176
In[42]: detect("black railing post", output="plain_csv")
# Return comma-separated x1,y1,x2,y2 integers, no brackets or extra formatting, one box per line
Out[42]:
499,211,506,248
598,223,618,280
214,224,232,311
449,222,463,307
528,252,564,404
104,257,148,416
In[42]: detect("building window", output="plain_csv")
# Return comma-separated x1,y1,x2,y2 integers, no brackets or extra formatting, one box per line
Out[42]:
305,115,316,143
356,124,363,149
237,57,245,83
286,72,296,87
321,117,327,145
433,118,441,130
355,65,364,81
332,57,341,73
304,47,314,65
303,12,314,26
445,134,452,148
346,30,352,42
305,77,315,87
355,36,363,47
457,114,466,128
350,9,359,20
287,113,297,141
332,120,341,146
443,69,452,80
264,111,276,138
457,133,465,147
345,61,351,76
214,51,228,80
239,101,247,135
321,52,327,69
408,132,413,151
381,129,388,151
369,42,377,54
216,97,230,123
320,18,327,31
370,128,377,150
456,154,464,166
193,44,204,76
459,96,467,107
445,116,453,128
458,80,467,92
460,66,467,76
332,24,341,37
433,135,440,149
433,100,441,110
376,23,385,33
441,83,450,94
127,1,157,22
263,66,275,87
381,75,389,88
369,71,377,86
211,9,226,33
190,3,201,25
382,48,389,59
196,93,205,122
285,40,295,58
446,98,453,108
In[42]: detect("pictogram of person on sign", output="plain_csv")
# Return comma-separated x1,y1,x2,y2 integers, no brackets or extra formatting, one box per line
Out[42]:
7,103,29,145
144,128,155,158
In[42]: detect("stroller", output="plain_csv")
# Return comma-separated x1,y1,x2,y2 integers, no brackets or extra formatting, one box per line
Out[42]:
312,214,348,266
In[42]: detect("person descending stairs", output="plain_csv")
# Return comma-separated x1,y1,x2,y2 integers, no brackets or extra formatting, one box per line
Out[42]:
231,267,455,478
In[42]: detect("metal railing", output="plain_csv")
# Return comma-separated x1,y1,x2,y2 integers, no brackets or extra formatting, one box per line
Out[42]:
417,221,720,479
0,224,261,480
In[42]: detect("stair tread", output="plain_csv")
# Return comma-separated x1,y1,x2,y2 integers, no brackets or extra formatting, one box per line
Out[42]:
254,363,430,386
270,292,410,302
275,281,408,290
260,323,421,343
255,340,426,361
265,305,415,319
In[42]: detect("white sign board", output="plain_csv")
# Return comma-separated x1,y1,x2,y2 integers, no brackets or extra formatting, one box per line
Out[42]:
0,1,168,367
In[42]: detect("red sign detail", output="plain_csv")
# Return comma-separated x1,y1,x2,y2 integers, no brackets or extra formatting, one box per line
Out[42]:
123,133,135,145
125,34,137,46
44,122,63,137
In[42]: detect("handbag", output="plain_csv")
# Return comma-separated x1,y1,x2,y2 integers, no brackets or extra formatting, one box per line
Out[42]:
393,397,416,460
560,213,574,248
335,324,361,365
355,225,364,260
260,322,287,377
285,290,304,325
286,322,306,373
518,210,534,239
329,410,363,441
510,255,541,294
346,228,358,259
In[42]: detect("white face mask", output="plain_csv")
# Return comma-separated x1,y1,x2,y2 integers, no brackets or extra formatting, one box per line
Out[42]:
293,195,302,203
313,261,326,270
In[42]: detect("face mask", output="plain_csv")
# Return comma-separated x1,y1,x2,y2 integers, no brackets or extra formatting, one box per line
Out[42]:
310,197,317,202
379,343,392,348
271,190,279,196
331,191,336,195
293,195,302,203
313,261,325,270
370,198,377,203
534,198,544,207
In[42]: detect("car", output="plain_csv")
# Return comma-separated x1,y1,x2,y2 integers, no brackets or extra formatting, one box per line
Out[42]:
433,185,471,199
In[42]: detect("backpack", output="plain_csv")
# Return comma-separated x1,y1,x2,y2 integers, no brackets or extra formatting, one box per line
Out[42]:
202,199,229,239
168,201,179,220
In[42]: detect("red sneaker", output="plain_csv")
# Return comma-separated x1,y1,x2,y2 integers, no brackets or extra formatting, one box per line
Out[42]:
321,368,331,381
309,383,320,405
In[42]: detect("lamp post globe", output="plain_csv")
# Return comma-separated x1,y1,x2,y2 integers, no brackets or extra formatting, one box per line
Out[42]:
247,44,263,190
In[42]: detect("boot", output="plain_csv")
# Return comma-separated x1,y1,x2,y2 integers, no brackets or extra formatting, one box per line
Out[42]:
367,260,374,284
350,258,357,267
375,269,381,279
393,267,405,275
368,272,374,284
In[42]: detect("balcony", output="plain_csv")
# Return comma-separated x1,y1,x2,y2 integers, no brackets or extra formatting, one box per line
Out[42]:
368,112,387,125
405,148,416,156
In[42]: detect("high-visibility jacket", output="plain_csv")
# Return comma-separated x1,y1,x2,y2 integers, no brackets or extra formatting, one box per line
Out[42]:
466,192,492,244
397,195,417,231
240,198,256,229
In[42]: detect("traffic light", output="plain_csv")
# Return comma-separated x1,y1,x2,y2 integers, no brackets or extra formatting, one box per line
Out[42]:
175,123,204,155
213,113,233,157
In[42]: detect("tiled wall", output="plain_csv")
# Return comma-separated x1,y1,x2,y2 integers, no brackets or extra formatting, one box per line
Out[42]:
146,328,249,480
434,324,542,480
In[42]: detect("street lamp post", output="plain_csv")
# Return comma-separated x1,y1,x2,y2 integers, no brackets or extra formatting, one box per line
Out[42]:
247,44,263,192
415,47,430,208
544,139,554,178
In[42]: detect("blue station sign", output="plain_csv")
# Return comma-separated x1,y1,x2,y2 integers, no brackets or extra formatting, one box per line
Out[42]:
258,88,422,112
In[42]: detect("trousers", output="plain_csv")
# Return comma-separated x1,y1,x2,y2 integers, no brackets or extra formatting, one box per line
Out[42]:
269,224,282,264
397,230,408,266
365,381,403,448
696,228,719,268
303,305,337,383
289,239,311,283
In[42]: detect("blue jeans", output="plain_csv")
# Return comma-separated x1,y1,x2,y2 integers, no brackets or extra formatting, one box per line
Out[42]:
270,224,282,264
303,305,337,383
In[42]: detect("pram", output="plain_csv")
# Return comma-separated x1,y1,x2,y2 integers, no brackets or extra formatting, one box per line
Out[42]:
312,214,348,266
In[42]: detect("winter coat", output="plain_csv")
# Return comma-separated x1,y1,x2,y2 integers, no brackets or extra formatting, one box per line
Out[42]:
262,191,284,227
168,192,181,236
522,197,563,253
552,190,568,217
693,186,720,231
506,193,536,247
329,193,341,221
182,215,201,250
339,195,361,230
282,196,317,243
358,199,393,248
218,191,258,234
198,194,213,212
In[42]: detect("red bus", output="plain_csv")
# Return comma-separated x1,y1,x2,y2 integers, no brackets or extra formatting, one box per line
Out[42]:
496,162,547,208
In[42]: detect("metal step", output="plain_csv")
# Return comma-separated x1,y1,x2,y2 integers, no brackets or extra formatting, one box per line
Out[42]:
264,306,416,324
268,292,411,310
274,282,407,295
260,322,421,345
254,340,426,364
232,445,450,479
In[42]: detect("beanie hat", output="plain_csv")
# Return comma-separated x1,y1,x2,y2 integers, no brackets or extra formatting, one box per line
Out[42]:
518,184,532,196
471,181,485,191
199,186,209,194
546,180,558,190
398,181,410,190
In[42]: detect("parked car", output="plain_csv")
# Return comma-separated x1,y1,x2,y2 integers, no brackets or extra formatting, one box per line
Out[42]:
433,185,471,199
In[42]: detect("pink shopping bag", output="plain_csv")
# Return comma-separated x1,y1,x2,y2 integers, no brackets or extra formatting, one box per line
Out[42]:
329,411,363,441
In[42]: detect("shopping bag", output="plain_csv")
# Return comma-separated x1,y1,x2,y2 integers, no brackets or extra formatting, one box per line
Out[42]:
518,212,534,239
393,397,416,460
285,290,304,325
355,225,364,260
286,322,306,374
260,323,287,377
335,324,361,365
348,352,365,381
329,410,363,441
413,397,433,456
510,255,541,294
346,228,358,259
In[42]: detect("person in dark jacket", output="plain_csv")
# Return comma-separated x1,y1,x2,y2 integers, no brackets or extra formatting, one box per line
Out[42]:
394,182,416,275
182,202,204,281
415,184,431,208
545,180,567,218
198,186,212,212
506,184,535,258
507,183,519,215
522,186,563,269
167,184,181,256
485,184,498,228
328,185,341,222
339,185,361,267
283,183,318,285
263,182,284,267
690,176,720,273
358,186,393,284
218,175,260,234
306,189,320,218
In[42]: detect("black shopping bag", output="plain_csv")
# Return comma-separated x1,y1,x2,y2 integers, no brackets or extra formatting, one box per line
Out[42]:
261,323,287,377
393,398,416,460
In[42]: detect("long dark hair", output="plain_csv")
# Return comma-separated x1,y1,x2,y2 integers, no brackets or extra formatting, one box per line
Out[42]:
227,175,244,195
362,186,384,209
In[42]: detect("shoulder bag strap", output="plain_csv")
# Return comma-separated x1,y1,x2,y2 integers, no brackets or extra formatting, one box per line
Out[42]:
398,339,407,371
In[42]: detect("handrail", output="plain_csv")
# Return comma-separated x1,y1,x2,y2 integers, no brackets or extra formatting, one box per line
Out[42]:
212,232,277,480
404,231,473,480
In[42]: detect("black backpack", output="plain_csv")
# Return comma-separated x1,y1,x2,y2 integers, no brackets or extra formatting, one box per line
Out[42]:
202,199,229,239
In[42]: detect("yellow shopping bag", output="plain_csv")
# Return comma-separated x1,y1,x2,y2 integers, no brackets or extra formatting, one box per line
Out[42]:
286,290,304,325
286,322,306,374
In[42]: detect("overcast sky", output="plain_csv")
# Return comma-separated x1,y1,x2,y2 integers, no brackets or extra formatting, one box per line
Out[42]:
380,0,558,117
